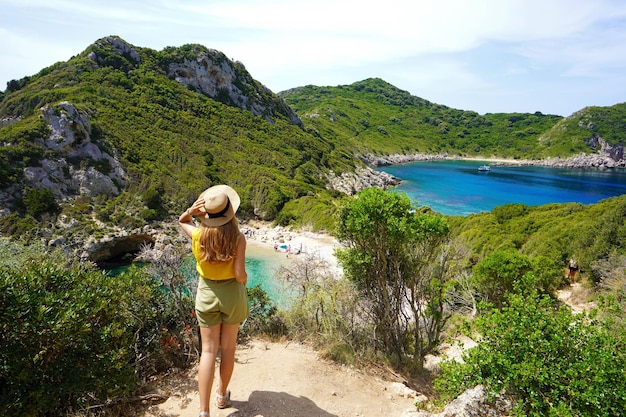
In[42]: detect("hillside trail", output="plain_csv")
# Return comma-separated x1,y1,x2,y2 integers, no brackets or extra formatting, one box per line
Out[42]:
141,280,591,417
140,339,420,417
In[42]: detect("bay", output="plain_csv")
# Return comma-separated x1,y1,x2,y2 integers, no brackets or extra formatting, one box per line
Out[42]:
375,160,626,216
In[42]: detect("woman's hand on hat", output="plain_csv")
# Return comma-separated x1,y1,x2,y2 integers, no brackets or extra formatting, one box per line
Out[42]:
188,198,206,216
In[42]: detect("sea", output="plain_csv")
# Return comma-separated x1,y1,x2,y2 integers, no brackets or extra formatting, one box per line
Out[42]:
106,242,293,306
374,160,626,216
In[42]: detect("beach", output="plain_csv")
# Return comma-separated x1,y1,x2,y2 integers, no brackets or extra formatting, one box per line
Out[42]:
242,220,342,276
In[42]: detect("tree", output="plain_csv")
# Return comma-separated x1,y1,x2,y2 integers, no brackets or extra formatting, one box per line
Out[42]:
335,188,449,366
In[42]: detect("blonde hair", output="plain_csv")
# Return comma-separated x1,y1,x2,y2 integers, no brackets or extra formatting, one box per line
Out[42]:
197,217,240,263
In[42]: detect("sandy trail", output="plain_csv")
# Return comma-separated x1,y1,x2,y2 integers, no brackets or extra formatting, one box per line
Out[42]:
142,339,418,417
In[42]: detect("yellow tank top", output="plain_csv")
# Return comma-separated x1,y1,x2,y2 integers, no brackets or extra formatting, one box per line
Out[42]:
191,228,236,280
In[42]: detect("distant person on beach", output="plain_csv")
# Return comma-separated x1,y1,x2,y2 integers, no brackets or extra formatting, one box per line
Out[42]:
178,185,248,417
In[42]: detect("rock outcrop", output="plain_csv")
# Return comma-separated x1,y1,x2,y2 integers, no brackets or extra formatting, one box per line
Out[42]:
402,385,514,417
80,231,154,265
87,36,142,67
360,153,448,166
325,166,400,195
22,101,127,201
168,48,303,127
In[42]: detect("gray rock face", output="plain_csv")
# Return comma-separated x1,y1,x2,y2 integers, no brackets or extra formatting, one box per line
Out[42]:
20,102,127,201
325,166,400,195
168,49,303,127
80,231,154,264
87,36,142,66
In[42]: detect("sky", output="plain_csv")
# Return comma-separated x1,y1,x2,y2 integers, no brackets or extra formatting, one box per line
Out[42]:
2,0,626,116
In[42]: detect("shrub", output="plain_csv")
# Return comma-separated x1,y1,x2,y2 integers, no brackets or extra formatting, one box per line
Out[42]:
22,187,59,219
435,277,626,416
472,251,563,308
0,240,187,416
239,285,285,340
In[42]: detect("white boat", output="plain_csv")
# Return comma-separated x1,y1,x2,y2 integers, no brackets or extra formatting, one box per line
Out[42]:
478,165,491,172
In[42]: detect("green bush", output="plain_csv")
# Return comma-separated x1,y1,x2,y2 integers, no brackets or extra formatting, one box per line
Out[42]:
22,187,59,219
239,285,285,340
471,249,564,307
435,277,626,416
0,240,188,416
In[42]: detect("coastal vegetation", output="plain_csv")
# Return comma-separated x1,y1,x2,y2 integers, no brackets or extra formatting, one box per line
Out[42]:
1,37,626,416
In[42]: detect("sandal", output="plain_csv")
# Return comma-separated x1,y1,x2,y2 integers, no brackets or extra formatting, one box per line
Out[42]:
216,389,232,409
198,412,210,417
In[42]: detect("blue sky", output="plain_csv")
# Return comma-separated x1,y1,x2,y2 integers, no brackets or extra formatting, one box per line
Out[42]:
2,0,626,116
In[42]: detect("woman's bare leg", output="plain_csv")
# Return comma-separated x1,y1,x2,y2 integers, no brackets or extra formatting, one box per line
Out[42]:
198,324,221,414
216,323,239,399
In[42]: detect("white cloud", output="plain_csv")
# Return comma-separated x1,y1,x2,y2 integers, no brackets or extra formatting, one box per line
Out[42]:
2,0,626,114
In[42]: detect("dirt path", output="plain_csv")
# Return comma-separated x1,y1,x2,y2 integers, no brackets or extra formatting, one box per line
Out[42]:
556,282,596,314
142,340,418,417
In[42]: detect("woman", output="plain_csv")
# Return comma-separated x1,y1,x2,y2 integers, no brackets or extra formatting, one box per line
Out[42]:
178,184,248,417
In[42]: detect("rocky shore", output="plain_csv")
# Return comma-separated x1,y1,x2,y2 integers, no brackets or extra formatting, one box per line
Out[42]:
360,150,626,169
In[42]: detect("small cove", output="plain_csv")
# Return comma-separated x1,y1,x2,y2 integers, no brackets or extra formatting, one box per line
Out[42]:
245,241,293,307
375,160,626,216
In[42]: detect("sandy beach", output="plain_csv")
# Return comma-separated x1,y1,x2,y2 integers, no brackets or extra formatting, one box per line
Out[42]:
242,220,342,276
453,155,532,165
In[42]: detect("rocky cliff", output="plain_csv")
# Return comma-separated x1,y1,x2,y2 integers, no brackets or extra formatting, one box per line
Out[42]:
167,47,303,127
0,101,126,212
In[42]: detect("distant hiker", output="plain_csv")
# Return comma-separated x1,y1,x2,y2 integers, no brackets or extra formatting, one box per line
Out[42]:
568,258,579,282
178,185,248,416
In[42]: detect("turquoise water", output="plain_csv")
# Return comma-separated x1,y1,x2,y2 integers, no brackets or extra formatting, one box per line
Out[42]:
106,244,292,305
245,243,292,307
375,160,626,216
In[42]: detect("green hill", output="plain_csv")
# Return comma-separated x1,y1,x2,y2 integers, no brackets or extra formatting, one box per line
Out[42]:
280,79,624,159
1,36,625,256
0,37,355,239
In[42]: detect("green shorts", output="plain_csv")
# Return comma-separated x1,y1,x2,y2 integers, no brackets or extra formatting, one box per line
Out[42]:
195,277,249,327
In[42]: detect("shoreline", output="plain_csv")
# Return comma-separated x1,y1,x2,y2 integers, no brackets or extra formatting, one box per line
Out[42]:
361,152,626,169
453,156,532,165
242,220,342,276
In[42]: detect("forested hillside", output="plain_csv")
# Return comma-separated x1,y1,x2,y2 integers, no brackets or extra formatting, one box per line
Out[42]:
1,36,625,245
282,80,626,159
0,37,355,241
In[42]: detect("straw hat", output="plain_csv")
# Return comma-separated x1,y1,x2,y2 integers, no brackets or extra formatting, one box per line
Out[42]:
198,184,240,227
